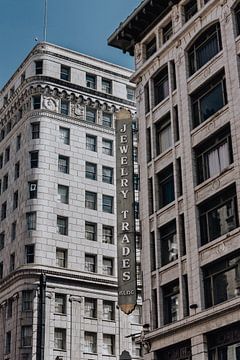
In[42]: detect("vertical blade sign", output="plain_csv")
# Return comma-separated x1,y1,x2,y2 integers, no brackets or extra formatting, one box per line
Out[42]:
115,109,136,315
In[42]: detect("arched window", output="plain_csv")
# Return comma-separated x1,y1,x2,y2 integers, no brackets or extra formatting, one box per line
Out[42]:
188,23,222,76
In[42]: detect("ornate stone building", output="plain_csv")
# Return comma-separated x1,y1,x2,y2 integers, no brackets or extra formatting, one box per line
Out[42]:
0,42,142,360
109,0,240,359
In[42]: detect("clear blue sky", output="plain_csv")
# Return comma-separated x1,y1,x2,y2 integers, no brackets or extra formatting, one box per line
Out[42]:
0,0,140,88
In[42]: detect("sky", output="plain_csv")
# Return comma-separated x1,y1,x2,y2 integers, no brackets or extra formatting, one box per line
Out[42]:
0,0,141,89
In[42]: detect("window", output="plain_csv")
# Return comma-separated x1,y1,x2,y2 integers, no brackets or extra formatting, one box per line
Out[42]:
3,174,8,191
102,112,113,127
57,216,68,235
103,257,113,275
163,21,173,43
85,162,97,180
25,245,35,263
155,113,172,155
0,232,5,250
0,262,3,279
153,65,169,106
127,87,135,101
58,184,69,204
0,153,3,168
10,86,14,97
145,36,157,59
102,138,113,155
26,212,36,230
102,195,113,213
35,60,43,75
60,99,69,115
6,120,11,134
85,191,97,210
103,335,115,355
103,301,115,320
86,134,97,151
5,146,10,163
86,107,96,123
84,332,97,353
163,280,180,324
85,222,97,241
5,331,11,354
32,95,41,110
145,84,150,113
16,134,21,151
102,78,112,94
11,222,16,241
85,254,96,272
56,248,67,268
15,162,20,180
157,164,175,209
102,166,113,184
188,23,222,76
184,0,198,22
21,326,32,347
1,201,7,220
10,253,15,272
196,125,232,184
22,290,33,311
59,126,70,144
235,2,240,36
160,220,178,266
60,65,70,81
13,190,18,210
84,298,97,318
86,74,96,89
21,72,26,83
199,185,238,245
54,328,66,350
204,252,240,308
55,294,66,314
134,174,140,191
30,151,39,168
191,71,227,128
208,323,240,360
102,225,114,244
29,181,38,199
58,155,69,174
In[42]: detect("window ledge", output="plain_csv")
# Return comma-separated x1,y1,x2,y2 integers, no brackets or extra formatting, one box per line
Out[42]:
102,319,115,323
54,313,67,316
154,147,173,162
84,316,97,320
194,164,234,192
152,95,170,114
156,201,175,216
199,226,240,253
83,352,98,355
53,349,67,352
187,50,223,83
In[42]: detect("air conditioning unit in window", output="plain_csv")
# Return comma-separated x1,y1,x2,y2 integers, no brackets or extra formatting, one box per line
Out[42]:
55,357,63,360
30,184,37,191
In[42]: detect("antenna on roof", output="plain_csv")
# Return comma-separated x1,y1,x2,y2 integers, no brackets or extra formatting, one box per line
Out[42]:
43,0,48,42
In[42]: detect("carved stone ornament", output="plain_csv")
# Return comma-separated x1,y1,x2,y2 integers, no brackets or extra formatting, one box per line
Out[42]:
74,104,85,117
43,97,58,111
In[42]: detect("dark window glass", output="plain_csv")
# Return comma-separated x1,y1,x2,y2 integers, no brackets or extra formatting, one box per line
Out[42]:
0,232,5,250
103,257,113,275
156,113,172,155
59,127,70,145
25,244,35,263
60,65,70,81
102,139,113,155
235,2,240,36
102,195,114,213
56,248,67,268
33,95,41,110
22,290,33,311
58,184,69,204
30,151,39,168
35,60,43,75
57,216,68,235
29,181,38,199
85,191,97,210
158,164,175,209
144,84,150,113
85,254,96,272
163,281,180,324
60,100,69,115
184,0,198,22
31,122,40,139
86,134,97,152
58,155,69,174
153,66,169,106
86,74,96,89
102,225,114,244
26,212,36,230
160,220,178,266
163,21,173,43
146,37,157,59
102,79,112,94
85,162,97,180
86,108,96,123
1,201,7,220
84,298,97,318
85,222,97,241
15,162,20,179
102,166,113,184
102,113,112,127
55,294,66,314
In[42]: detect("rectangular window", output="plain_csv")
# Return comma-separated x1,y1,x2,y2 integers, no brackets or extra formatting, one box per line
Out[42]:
31,122,40,139
102,195,113,213
102,166,113,184
56,248,67,268
11,222,16,241
10,253,15,272
145,36,157,59
103,335,115,355
22,290,33,311
163,21,173,43
195,125,233,184
127,87,135,101
86,134,97,152
84,298,97,318
102,138,113,155
32,95,41,110
0,153,3,169
21,72,25,83
35,60,43,75
58,184,69,204
15,162,20,180
57,216,68,235
55,294,66,314
26,212,36,230
85,191,97,210
86,107,96,123
102,79,112,94
58,155,69,174
157,164,175,209
5,331,11,354
191,71,227,128
85,162,97,180
184,0,198,22
13,190,18,210
84,332,97,353
85,222,97,241
21,326,32,347
60,100,69,115
103,301,115,320
1,201,7,220
25,244,35,263
5,146,10,164
145,84,150,113
0,231,5,250
163,280,180,324
103,257,114,275
86,74,96,89
0,262,3,279
60,65,70,81
155,113,172,155
85,254,96,273
160,220,178,266
29,181,38,199
102,112,113,127
3,173,8,191
16,134,21,151
199,185,238,245
102,225,114,244
30,151,39,168
235,2,240,36
153,66,169,106
59,126,70,145
54,328,66,350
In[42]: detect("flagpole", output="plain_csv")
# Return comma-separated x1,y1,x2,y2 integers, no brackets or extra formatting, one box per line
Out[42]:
43,0,48,42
